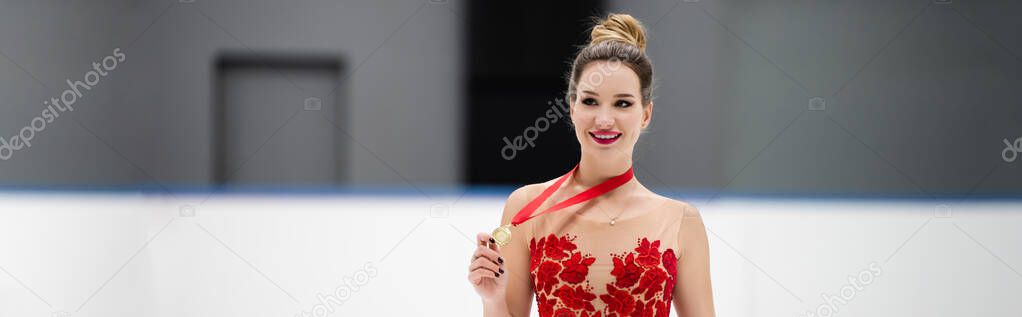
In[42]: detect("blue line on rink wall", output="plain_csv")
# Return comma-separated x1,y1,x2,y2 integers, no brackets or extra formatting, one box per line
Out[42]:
0,183,1019,202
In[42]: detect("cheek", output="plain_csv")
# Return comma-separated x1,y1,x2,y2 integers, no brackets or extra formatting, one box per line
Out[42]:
570,108,591,125
623,111,644,128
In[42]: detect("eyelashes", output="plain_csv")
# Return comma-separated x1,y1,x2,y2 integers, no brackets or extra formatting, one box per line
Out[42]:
580,97,633,108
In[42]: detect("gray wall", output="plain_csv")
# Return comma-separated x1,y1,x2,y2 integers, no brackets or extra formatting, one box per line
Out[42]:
1,0,1019,196
0,0,463,188
613,0,1022,195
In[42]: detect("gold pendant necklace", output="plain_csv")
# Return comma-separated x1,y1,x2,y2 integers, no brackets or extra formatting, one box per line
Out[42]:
598,182,637,226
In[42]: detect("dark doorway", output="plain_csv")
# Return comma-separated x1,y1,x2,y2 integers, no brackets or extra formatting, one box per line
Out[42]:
213,53,346,186
465,1,605,185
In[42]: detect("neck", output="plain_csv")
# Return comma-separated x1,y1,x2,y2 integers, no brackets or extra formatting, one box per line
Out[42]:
572,154,633,189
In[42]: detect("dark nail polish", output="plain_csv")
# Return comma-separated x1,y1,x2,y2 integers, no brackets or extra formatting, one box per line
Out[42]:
489,238,495,244
498,257,504,264
494,272,500,277
499,268,504,274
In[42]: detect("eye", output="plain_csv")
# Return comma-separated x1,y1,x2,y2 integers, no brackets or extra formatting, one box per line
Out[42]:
581,97,598,106
615,100,633,108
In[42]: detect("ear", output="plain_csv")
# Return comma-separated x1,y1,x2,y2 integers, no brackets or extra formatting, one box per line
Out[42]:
641,102,653,128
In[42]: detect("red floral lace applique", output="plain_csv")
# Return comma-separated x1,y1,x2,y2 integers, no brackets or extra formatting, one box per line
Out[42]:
530,234,678,317
560,252,597,284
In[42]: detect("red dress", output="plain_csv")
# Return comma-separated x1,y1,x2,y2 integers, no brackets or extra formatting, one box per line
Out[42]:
523,202,685,317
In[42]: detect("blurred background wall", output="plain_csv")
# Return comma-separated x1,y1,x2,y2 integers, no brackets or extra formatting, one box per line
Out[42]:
0,0,463,188
612,0,1021,196
0,0,1019,196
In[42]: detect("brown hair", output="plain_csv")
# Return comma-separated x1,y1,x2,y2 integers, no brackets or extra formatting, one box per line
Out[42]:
566,13,654,106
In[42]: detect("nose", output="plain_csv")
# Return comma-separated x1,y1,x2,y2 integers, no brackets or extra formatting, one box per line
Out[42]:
594,108,614,129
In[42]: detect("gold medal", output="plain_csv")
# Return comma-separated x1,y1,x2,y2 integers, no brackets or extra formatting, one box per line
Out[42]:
491,224,512,247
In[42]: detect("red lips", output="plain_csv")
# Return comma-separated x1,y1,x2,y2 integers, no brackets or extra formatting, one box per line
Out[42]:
588,131,622,145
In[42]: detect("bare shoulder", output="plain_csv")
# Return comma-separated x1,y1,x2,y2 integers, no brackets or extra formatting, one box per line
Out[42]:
506,181,552,203
500,181,555,223
645,191,701,221
647,194,708,255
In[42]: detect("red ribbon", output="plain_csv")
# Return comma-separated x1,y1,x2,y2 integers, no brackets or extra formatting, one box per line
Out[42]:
510,164,634,226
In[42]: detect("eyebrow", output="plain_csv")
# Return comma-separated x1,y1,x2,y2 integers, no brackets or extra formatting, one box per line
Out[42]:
581,90,636,98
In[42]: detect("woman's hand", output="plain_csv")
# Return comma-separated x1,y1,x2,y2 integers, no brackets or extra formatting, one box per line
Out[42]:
468,232,508,303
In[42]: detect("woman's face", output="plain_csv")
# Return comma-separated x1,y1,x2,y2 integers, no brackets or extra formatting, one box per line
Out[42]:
570,60,652,158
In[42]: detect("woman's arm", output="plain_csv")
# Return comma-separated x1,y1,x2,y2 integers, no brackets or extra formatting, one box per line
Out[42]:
673,203,716,316
474,186,536,317
498,186,535,316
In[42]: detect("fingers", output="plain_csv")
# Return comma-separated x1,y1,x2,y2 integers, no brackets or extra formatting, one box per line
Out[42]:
474,231,504,264
473,244,503,264
469,232,506,286
477,232,494,247
468,257,505,286
468,269,501,285
488,234,501,253
469,257,503,275
478,229,506,253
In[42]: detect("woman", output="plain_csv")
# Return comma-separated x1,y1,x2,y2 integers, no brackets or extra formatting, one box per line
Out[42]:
468,13,715,317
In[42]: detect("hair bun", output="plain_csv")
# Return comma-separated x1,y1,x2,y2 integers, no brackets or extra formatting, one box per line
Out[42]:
590,13,647,52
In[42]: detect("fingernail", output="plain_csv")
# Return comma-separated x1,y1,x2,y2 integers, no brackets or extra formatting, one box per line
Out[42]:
494,272,500,277
499,268,504,274
489,238,495,244
498,257,504,264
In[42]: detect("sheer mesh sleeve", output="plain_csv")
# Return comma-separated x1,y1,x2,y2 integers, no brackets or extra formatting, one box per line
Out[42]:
672,203,716,316
500,186,538,317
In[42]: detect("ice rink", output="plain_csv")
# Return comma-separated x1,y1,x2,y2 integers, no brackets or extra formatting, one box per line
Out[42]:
2,191,1019,316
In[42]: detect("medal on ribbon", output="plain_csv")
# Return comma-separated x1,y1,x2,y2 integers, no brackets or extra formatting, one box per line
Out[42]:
491,164,634,247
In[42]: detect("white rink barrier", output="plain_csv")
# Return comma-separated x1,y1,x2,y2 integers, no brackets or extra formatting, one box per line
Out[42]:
0,191,1019,317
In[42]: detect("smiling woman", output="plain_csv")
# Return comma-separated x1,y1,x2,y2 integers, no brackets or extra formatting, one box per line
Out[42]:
468,13,716,317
